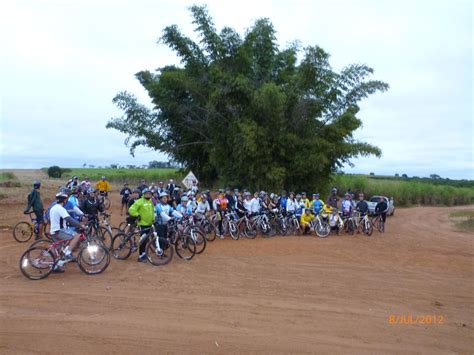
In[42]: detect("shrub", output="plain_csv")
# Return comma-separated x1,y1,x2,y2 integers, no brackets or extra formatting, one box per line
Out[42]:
47,166,63,178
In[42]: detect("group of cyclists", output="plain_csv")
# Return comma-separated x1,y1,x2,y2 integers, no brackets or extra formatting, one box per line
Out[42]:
21,176,389,273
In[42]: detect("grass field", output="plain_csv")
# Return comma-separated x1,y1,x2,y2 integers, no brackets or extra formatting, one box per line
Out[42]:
332,174,474,207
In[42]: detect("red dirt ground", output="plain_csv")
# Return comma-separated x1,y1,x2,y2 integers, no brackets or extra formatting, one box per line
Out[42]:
0,172,472,353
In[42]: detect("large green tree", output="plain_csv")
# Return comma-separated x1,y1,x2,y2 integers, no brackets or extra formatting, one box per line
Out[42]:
107,5,388,191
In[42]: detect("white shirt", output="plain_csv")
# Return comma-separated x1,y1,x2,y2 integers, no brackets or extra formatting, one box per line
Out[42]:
250,198,260,213
243,199,252,212
195,201,210,214
286,198,296,213
49,203,70,234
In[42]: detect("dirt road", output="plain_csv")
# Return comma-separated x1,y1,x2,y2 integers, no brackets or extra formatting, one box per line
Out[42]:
0,186,472,353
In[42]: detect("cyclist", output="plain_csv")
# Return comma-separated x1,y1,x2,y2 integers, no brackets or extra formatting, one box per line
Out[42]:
328,208,343,234
167,179,176,196
137,180,148,192
214,189,229,238
176,196,193,216
80,177,91,191
341,193,353,218
81,188,105,220
195,193,211,217
279,190,288,213
375,196,388,225
49,191,85,265
301,192,310,209
95,176,111,196
327,187,339,209
24,180,44,240
120,183,132,216
191,180,199,194
300,208,315,235
66,176,80,192
294,194,306,220
286,192,296,214
355,193,369,216
311,193,325,215
129,188,155,262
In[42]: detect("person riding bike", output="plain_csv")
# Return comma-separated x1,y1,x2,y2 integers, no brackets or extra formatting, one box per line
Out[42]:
375,196,388,224
49,191,85,271
294,194,306,220
66,176,80,192
300,208,315,234
214,189,229,238
195,193,211,216
311,193,325,215
24,180,44,240
341,193,353,218
95,176,111,196
176,196,193,216
355,193,369,216
129,188,156,262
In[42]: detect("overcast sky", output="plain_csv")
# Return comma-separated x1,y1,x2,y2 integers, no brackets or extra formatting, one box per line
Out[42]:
0,0,472,179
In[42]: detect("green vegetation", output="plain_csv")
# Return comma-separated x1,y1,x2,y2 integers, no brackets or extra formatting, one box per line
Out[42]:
449,210,474,232
107,5,388,191
0,172,16,181
57,168,181,184
449,210,474,218
332,174,474,207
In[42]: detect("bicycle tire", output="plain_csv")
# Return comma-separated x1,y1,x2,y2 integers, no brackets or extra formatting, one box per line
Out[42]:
146,237,174,266
103,197,111,210
175,234,196,260
99,227,113,250
13,221,33,243
118,221,128,232
229,220,239,240
77,244,110,275
111,233,133,260
29,238,53,248
364,219,374,236
245,221,257,239
190,228,207,254
315,222,330,238
19,246,56,280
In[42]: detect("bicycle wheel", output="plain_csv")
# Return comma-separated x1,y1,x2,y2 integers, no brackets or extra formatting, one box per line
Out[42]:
245,221,257,239
111,233,132,260
19,247,56,280
378,219,385,233
99,227,113,250
277,219,287,236
103,197,111,210
363,219,374,236
175,234,196,260
146,237,173,266
348,219,355,235
190,228,207,254
13,222,33,243
77,244,110,275
228,220,239,240
118,221,128,232
315,221,330,238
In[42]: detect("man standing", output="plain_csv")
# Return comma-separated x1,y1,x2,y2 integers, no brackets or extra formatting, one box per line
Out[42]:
167,179,176,196
95,176,111,196
24,180,44,240
120,183,132,216
129,188,155,262
327,188,339,209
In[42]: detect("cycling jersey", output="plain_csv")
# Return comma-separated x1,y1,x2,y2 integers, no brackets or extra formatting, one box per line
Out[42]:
311,199,325,214
300,213,314,226
155,203,175,225
295,200,305,216
96,180,111,192
129,197,155,226
356,200,369,215
286,198,296,213
216,196,228,211
195,201,210,214
341,199,353,216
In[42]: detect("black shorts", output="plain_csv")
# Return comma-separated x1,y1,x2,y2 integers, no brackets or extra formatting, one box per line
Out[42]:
121,197,129,205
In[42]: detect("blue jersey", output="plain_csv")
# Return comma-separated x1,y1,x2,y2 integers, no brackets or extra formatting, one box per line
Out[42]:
312,200,324,214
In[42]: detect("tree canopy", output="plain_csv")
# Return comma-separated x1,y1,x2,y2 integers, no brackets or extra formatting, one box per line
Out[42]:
107,5,389,191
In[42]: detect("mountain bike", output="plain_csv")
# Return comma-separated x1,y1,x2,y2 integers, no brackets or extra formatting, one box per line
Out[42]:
19,230,110,280
355,212,373,236
285,213,301,235
371,214,385,233
342,213,356,235
13,212,50,243
85,215,113,250
251,211,275,237
99,191,111,210
236,213,257,239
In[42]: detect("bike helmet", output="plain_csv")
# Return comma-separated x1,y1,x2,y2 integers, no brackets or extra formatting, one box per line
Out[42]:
55,191,68,201
59,187,71,195
159,192,168,198
73,176,78,180
142,188,151,194
86,187,96,195
181,196,189,202
132,188,141,194
332,187,337,193
33,180,41,188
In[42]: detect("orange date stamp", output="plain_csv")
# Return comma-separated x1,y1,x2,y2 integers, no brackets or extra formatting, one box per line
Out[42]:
388,315,444,325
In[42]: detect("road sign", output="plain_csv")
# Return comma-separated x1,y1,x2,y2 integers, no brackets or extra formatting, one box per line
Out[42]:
182,171,198,190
